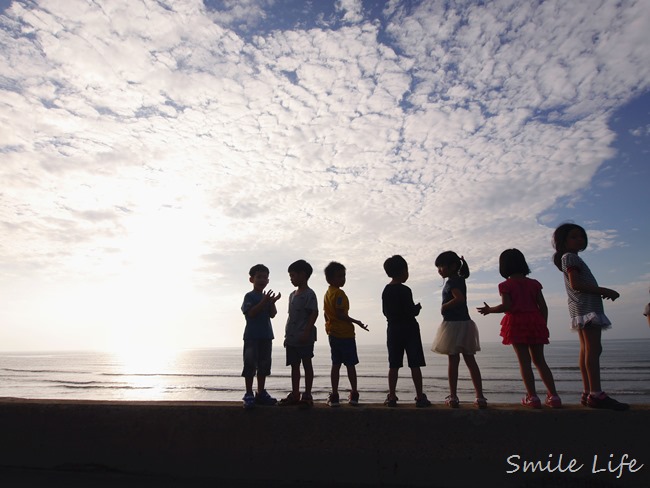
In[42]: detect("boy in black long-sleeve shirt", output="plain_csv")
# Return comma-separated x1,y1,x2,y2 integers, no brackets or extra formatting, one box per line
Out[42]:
381,255,430,408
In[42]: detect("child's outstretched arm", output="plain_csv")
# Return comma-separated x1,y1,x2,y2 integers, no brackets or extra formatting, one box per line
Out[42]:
567,269,619,300
477,293,511,315
335,309,369,331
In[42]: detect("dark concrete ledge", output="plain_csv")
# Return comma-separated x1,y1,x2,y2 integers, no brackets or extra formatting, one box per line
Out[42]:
1,398,648,488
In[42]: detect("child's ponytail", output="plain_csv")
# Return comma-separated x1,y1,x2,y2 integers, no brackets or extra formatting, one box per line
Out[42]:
458,256,470,279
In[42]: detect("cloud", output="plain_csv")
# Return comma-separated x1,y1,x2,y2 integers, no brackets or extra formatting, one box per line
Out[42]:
1,0,648,348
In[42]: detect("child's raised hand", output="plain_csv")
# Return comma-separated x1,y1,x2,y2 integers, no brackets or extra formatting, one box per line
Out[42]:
477,302,491,315
602,288,619,301
262,289,280,303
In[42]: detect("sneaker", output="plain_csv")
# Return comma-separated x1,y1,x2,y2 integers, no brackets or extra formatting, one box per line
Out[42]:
445,394,460,408
545,394,562,409
383,394,398,408
242,392,255,409
278,392,300,406
475,397,488,409
521,394,542,409
255,390,277,406
299,392,314,408
415,394,431,408
587,392,629,411
327,392,340,407
580,392,589,406
348,391,360,406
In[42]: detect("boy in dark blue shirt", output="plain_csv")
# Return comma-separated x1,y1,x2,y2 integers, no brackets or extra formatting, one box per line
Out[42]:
241,264,281,409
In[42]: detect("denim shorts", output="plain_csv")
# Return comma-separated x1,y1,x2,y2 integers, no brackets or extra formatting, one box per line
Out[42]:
241,339,273,377
328,336,359,366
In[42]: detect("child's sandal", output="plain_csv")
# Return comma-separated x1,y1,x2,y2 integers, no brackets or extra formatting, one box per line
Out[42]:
475,397,488,409
445,394,460,408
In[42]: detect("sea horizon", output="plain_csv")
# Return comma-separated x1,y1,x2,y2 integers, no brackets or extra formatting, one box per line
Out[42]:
1,338,648,406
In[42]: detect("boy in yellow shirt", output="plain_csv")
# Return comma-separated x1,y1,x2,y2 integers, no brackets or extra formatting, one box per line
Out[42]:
323,261,368,407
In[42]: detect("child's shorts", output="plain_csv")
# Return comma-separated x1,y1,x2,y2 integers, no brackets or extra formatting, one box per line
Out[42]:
387,326,426,369
328,336,359,366
241,339,273,378
285,343,314,366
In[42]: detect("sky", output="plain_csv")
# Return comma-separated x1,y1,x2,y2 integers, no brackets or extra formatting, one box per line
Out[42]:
0,0,649,354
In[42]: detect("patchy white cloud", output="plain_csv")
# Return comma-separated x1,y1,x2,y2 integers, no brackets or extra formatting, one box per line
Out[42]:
335,0,364,24
0,0,648,349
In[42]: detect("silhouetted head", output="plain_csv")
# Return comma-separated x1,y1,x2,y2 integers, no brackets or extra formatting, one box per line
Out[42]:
383,255,409,280
434,251,470,279
499,248,531,278
552,223,588,271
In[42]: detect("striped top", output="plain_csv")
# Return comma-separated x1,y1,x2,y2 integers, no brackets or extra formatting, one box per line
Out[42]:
561,252,604,319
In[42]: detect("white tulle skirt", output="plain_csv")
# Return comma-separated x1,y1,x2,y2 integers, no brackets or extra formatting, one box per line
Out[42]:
431,320,481,355
570,312,612,331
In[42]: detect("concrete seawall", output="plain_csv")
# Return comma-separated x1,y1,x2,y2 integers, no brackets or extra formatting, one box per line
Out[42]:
1,398,648,487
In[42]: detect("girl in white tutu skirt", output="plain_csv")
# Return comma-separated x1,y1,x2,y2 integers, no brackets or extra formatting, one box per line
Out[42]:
431,251,487,408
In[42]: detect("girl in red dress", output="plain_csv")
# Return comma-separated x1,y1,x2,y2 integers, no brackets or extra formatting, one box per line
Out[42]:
478,249,561,408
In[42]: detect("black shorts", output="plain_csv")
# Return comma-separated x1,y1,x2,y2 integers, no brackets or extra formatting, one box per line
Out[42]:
387,326,425,369
285,343,314,366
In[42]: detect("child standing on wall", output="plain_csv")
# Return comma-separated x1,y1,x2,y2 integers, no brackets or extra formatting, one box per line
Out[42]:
323,261,369,407
382,255,431,408
279,260,318,407
552,223,628,410
432,251,487,408
240,264,281,409
478,249,561,408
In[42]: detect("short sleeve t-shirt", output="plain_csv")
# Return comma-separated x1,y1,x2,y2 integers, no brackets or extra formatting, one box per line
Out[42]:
441,276,471,321
561,253,604,319
241,290,275,340
284,288,318,346
324,286,354,338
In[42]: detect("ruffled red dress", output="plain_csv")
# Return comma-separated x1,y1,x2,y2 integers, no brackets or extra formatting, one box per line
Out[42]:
499,278,549,345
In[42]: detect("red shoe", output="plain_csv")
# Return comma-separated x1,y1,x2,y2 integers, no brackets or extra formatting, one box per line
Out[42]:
545,394,562,408
521,394,542,409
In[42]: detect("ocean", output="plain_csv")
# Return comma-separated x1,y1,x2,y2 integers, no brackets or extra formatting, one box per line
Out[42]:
1,339,648,406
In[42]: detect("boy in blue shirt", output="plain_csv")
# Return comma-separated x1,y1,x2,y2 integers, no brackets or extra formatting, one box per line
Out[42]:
241,264,281,409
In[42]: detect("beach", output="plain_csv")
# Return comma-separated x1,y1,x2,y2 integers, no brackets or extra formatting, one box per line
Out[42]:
1,398,648,488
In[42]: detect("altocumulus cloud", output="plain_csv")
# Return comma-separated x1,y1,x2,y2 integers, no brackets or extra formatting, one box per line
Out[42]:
0,0,648,347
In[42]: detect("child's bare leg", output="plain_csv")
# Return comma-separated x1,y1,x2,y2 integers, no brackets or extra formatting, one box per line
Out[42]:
290,363,301,397
529,344,558,396
331,363,341,395
513,344,537,397
410,367,423,398
303,358,314,395
462,353,484,398
245,376,254,395
448,354,460,396
346,364,357,393
388,367,399,398
577,331,589,393
256,374,267,394
581,327,603,393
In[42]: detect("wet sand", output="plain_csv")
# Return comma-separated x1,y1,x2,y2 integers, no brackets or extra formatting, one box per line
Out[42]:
1,398,648,487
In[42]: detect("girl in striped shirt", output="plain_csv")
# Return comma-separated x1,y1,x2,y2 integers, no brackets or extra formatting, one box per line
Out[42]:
553,223,628,411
